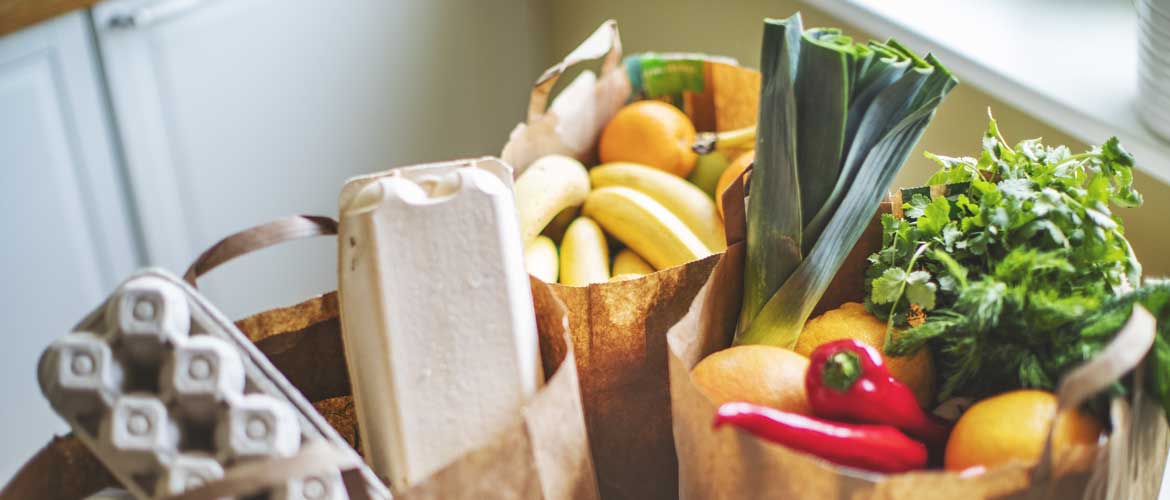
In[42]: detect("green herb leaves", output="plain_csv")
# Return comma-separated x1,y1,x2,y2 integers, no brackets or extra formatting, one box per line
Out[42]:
1055,281,1170,416
736,13,957,347
873,267,937,311
865,117,1145,401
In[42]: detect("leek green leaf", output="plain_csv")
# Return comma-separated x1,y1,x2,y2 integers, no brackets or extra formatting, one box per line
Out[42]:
739,14,805,333
795,29,852,229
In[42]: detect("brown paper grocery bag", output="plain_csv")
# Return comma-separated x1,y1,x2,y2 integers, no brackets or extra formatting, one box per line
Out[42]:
666,184,1170,499
502,20,759,177
500,21,761,499
2,216,599,500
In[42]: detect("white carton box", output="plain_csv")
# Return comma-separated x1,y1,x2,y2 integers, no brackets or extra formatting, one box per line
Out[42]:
338,157,541,490
39,271,389,500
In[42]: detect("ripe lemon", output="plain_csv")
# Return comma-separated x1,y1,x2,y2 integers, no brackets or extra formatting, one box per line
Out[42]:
691,345,812,415
715,150,753,217
794,302,935,407
599,101,697,178
945,390,1103,473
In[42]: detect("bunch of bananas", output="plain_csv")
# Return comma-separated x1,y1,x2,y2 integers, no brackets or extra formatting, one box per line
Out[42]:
515,123,754,286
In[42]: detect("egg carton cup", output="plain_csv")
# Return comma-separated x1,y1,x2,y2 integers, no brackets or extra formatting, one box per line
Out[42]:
38,269,388,500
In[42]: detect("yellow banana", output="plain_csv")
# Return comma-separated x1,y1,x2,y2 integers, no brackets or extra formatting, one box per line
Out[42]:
582,186,711,270
612,249,654,276
692,125,757,156
590,162,726,250
559,217,610,286
524,235,559,283
713,125,757,154
514,155,590,245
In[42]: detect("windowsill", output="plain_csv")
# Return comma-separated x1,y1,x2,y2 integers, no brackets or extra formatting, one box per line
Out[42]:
803,0,1170,186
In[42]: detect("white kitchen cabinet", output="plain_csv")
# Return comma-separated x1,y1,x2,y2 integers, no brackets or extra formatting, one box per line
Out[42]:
92,0,549,318
0,11,142,481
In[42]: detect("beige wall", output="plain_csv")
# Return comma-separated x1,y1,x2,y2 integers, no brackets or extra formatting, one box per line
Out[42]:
546,0,1170,276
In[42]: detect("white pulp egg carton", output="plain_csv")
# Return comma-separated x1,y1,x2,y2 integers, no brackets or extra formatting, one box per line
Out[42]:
338,157,541,491
38,271,389,500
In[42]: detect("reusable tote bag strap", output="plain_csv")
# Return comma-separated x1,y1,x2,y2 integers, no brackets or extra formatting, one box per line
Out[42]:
183,215,338,289
176,217,381,500
1032,305,1157,487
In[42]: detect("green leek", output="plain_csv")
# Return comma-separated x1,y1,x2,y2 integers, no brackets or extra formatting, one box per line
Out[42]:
738,15,804,332
736,13,958,347
795,28,851,230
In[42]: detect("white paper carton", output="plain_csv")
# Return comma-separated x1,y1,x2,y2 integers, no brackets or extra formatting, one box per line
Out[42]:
38,270,390,500
338,157,540,491
154,453,223,497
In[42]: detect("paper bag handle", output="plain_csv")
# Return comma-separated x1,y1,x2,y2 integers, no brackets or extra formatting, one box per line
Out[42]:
1032,304,1157,483
183,215,338,289
527,19,622,123
162,441,371,500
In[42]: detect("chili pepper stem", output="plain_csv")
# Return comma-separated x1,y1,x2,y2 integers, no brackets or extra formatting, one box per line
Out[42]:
807,339,951,446
823,351,862,391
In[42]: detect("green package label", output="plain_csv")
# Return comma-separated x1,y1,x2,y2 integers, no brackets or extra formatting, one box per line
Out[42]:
639,56,706,98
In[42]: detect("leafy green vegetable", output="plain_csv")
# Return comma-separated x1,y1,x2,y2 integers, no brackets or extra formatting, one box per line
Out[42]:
795,28,851,229
736,13,957,347
1054,281,1170,416
866,117,1145,401
739,15,804,335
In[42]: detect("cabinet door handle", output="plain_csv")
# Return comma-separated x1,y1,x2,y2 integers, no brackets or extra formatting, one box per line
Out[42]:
107,0,203,29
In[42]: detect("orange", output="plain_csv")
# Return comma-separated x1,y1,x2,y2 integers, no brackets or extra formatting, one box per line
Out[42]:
945,390,1103,473
691,345,812,415
715,150,753,217
599,101,697,178
793,302,935,407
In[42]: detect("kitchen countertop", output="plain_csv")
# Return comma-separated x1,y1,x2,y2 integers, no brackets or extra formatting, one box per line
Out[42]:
0,0,101,37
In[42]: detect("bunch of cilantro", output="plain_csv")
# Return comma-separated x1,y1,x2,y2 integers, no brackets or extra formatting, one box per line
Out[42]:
864,117,1145,403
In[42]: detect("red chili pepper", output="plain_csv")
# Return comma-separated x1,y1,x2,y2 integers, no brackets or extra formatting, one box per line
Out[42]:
806,339,949,446
713,402,926,474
